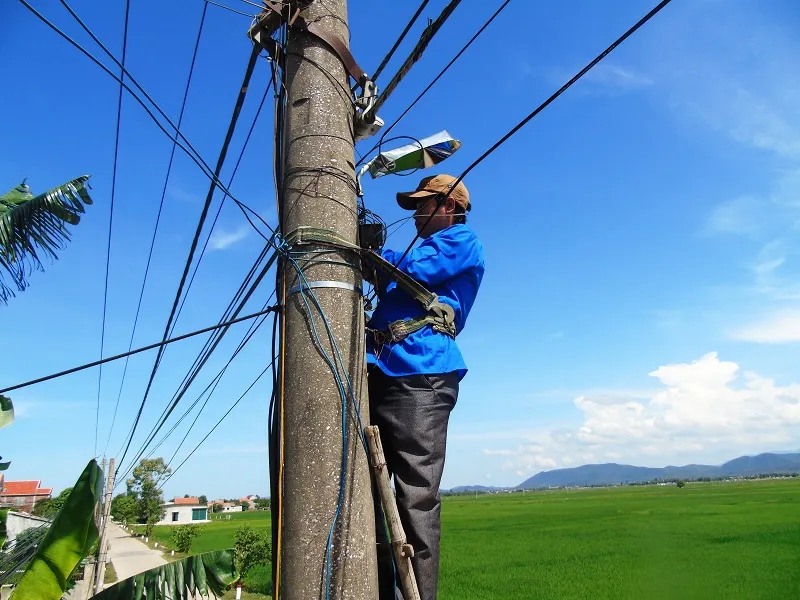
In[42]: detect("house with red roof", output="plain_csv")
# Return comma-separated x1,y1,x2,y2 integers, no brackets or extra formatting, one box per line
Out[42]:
0,476,52,513
157,496,210,525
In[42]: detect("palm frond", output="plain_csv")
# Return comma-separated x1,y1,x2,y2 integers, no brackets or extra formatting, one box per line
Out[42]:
92,549,238,600
0,175,93,303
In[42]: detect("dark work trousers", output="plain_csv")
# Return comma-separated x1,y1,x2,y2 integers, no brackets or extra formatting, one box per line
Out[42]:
368,366,459,600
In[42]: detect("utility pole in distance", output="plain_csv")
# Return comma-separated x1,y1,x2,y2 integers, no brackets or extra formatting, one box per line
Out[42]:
94,457,115,594
277,1,377,598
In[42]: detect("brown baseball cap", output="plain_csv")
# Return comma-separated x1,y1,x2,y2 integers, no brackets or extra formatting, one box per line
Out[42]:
396,174,471,211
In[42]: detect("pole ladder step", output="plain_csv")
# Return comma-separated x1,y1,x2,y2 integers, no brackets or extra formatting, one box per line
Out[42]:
364,425,421,600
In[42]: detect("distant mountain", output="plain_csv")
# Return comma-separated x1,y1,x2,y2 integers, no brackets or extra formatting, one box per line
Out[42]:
516,452,800,489
448,485,507,493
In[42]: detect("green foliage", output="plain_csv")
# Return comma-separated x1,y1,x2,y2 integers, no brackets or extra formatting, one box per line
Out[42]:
241,563,272,595
0,395,13,429
0,176,93,303
677,480,686,488
252,497,270,510
92,549,237,600
31,488,72,519
110,493,138,526
171,524,204,554
241,501,250,511
198,495,208,505
127,458,171,537
233,524,271,578
10,459,102,600
3,526,46,554
0,395,12,472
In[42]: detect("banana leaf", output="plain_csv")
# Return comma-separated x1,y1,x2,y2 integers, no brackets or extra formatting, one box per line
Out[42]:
93,549,238,600
10,459,102,600
0,395,12,429
0,175,93,303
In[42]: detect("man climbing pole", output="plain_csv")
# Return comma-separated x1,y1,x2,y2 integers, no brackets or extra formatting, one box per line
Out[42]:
365,174,485,600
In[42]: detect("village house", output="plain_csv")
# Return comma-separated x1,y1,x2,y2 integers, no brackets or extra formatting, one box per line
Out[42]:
156,496,210,525
0,476,52,513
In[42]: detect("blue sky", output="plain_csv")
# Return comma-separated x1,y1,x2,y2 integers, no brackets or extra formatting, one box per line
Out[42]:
2,0,800,499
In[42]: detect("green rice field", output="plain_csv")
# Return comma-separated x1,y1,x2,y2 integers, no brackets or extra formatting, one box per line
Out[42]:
146,478,800,599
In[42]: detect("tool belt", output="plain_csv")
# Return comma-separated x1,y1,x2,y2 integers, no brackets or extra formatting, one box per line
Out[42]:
371,313,457,345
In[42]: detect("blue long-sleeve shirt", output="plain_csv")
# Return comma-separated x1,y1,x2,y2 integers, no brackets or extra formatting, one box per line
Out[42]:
367,224,485,380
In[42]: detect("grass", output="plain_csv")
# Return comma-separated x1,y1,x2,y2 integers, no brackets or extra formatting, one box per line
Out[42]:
134,480,800,599
103,560,118,584
139,510,271,555
439,479,800,599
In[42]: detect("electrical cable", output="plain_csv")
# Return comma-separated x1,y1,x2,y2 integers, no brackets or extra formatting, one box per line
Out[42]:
356,0,513,167
157,360,274,490
172,80,274,334
371,0,429,83
95,0,130,458
206,0,254,18
104,1,209,457
22,0,277,245
0,306,279,395
143,291,276,465
389,0,674,270
116,46,262,472
372,0,462,115
460,0,674,181
158,295,274,473
116,243,280,481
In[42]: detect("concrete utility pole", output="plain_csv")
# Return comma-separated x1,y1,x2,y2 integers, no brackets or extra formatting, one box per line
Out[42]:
279,1,377,599
94,457,116,594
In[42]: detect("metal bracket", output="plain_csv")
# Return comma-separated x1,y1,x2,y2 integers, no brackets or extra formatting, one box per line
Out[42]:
286,280,362,299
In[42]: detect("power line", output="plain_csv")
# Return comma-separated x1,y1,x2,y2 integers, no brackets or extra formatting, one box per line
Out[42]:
206,0,255,18
357,0,513,166
0,306,279,396
389,0,673,270
116,46,262,472
22,0,276,244
172,81,274,335
371,0,429,83
161,300,272,473
99,0,132,457
372,0,462,115
116,244,279,480
121,290,276,493
157,360,273,491
118,247,276,473
459,0,673,181
104,3,210,456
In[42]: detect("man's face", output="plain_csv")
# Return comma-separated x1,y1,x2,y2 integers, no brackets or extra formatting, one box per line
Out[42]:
414,195,454,238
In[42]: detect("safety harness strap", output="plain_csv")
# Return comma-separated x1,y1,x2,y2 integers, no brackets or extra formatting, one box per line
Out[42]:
284,228,457,342
371,314,456,345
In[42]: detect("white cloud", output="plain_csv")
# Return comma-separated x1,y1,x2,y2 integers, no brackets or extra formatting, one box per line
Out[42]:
209,226,249,251
584,64,653,91
731,311,800,343
706,196,766,237
484,353,800,477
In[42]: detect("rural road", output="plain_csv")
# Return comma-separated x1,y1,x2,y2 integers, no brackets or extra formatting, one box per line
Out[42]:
106,522,167,582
